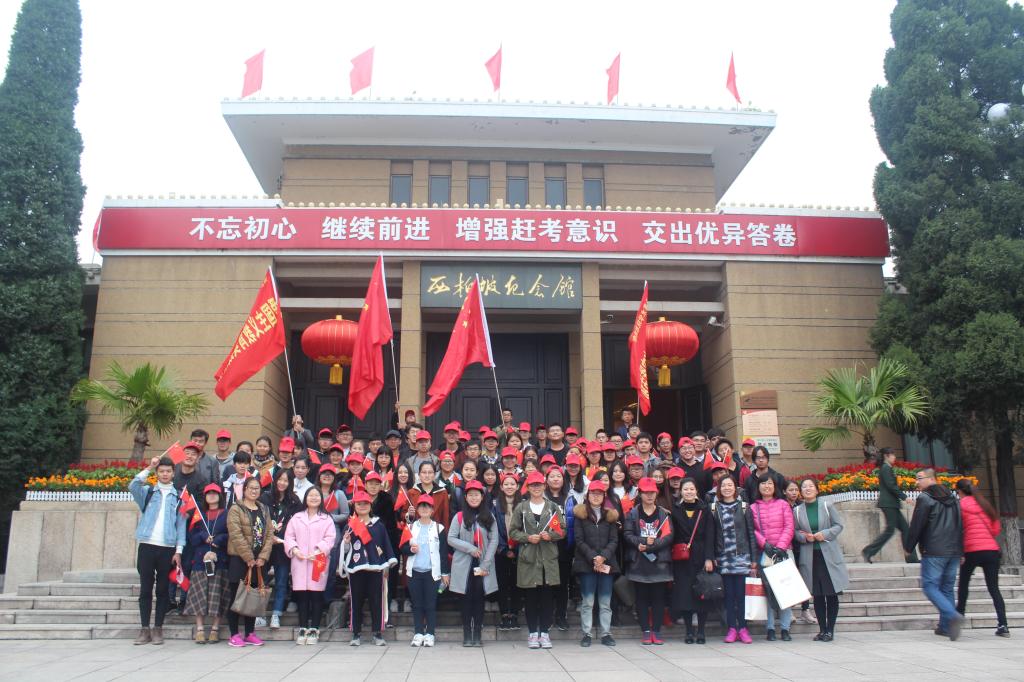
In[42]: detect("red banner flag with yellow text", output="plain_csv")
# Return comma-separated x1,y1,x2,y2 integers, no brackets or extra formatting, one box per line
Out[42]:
629,281,650,415
214,268,286,400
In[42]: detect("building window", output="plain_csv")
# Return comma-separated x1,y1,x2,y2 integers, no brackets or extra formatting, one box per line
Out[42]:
507,176,528,207
468,176,489,206
584,178,604,207
544,178,566,207
390,174,412,205
429,175,451,205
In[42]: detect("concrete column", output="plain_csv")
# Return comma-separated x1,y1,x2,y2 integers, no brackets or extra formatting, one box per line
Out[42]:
412,160,429,205
567,163,584,207
580,263,604,437
528,162,545,206
568,332,582,430
451,160,468,206
399,261,424,416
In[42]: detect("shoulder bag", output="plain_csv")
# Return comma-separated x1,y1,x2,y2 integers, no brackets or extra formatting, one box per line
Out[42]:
671,509,702,561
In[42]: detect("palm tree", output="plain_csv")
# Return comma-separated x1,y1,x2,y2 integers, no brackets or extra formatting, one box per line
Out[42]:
71,362,210,462
799,358,929,456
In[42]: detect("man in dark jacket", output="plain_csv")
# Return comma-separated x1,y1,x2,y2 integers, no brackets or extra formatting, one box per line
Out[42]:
741,447,786,505
862,448,919,563
904,468,964,640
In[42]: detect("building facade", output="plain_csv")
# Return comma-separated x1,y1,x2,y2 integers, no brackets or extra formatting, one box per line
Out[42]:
84,100,894,476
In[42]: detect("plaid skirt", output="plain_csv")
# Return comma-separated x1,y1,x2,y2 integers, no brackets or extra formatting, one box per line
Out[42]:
183,569,229,617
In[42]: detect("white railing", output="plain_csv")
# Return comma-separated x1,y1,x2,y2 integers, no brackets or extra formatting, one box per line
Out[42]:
822,490,921,504
25,490,134,502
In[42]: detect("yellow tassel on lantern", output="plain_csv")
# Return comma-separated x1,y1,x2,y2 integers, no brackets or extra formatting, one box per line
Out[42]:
329,364,344,385
658,364,671,387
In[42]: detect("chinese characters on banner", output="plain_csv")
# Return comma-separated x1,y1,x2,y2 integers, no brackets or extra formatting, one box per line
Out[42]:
213,269,286,400
95,207,890,259
420,264,582,309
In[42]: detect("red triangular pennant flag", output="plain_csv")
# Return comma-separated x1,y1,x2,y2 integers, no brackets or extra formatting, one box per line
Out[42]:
170,566,190,592
485,45,502,91
629,282,650,416
165,442,186,465
350,47,374,94
349,516,372,544
726,52,741,105
349,255,395,420
606,52,621,104
422,278,495,416
242,50,265,98
399,525,413,548
312,552,328,582
189,508,203,530
178,488,197,517
214,268,286,400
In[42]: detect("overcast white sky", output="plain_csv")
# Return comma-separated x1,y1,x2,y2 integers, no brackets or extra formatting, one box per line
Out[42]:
0,0,898,264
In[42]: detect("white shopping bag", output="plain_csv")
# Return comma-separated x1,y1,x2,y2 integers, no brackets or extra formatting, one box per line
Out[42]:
744,576,768,621
762,558,812,610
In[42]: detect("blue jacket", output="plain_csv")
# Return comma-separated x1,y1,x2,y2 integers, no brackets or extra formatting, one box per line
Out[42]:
186,510,229,573
130,470,187,551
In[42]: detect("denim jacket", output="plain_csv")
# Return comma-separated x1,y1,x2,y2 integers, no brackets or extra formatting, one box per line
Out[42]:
130,470,186,552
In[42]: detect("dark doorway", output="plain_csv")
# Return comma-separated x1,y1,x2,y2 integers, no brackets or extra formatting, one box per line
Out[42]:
423,333,570,433
290,331,400,440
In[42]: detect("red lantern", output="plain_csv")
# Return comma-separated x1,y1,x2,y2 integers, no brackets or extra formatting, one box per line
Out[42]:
301,315,358,385
645,317,699,387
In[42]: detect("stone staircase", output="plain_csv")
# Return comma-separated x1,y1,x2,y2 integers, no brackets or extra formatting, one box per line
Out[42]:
0,563,1020,641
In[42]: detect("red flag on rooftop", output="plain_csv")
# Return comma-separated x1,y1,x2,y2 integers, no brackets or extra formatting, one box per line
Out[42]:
606,52,621,104
726,52,741,104
241,50,265,98
485,45,502,91
213,268,286,400
91,213,101,252
422,277,495,416
348,256,394,420
629,282,650,416
350,47,374,94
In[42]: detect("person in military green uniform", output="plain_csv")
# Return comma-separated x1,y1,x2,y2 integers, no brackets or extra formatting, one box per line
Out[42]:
861,448,919,563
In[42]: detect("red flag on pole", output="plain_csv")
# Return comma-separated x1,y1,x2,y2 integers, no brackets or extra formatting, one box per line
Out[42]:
348,256,395,420
422,278,495,416
91,214,101,252
178,488,197,517
241,50,265,98
485,45,502,91
399,525,413,548
726,52,741,104
629,282,651,416
348,516,372,544
350,47,374,94
165,441,186,465
606,53,621,104
213,268,286,400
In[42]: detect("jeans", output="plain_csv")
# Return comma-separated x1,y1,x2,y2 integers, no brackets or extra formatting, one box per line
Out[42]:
957,550,1006,626
408,570,438,635
722,574,746,629
578,572,613,636
767,604,793,631
921,555,961,632
137,543,175,628
272,560,291,614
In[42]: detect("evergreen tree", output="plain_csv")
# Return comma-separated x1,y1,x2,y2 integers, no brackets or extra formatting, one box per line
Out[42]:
0,0,85,556
870,0,1024,561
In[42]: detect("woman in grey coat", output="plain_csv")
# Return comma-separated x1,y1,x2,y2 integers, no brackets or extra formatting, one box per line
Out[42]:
793,477,849,642
448,480,499,647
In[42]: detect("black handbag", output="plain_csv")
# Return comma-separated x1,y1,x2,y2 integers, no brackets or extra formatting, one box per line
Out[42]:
694,571,724,602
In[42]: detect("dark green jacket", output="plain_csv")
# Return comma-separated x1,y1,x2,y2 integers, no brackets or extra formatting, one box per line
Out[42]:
877,462,906,509
509,498,566,588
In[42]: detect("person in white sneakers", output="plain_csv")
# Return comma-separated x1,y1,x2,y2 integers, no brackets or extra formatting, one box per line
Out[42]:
401,494,449,647
285,487,336,645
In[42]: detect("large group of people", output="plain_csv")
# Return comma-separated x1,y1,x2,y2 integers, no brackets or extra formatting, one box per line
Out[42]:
128,408,1010,649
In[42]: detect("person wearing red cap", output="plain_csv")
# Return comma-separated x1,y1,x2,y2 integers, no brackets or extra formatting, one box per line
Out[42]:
670,476,711,644
538,453,557,475
706,475,758,644
703,460,731,504
564,450,589,506
602,441,619,468
535,424,548,451
442,422,463,457
403,493,449,648
270,437,296,484
516,422,533,447
285,487,337,645
655,432,674,466
480,430,501,465
184,482,230,644
740,438,757,471
212,429,236,481
584,442,603,476
544,466,574,631
676,438,704,494
572,479,619,647
226,477,275,647
624,477,673,645
314,465,350,615
448,480,499,646
564,426,580,447
342,490,398,647
538,422,569,466
494,472,522,631
259,468,300,629
407,430,437,482
316,428,335,457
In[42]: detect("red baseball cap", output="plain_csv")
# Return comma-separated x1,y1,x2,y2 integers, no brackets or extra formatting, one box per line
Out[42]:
565,427,579,436
586,442,602,455
482,430,499,441
501,447,520,459
318,464,339,476
202,482,222,495
364,471,382,483
417,494,435,507
565,453,582,466
477,425,489,433
215,429,232,441
588,480,608,493
637,477,658,493
602,442,616,452
318,428,334,438
415,430,432,442
625,455,644,467
464,480,484,493
328,443,344,453
518,422,531,432
537,424,546,430
336,424,352,433
439,451,455,461
622,439,635,448
540,454,557,465
526,471,546,486
184,441,203,453
351,491,372,505
707,460,729,471
278,437,295,452
444,422,460,433
742,438,756,447
657,432,672,443
459,430,471,442
667,466,686,479
345,452,364,463
678,436,694,447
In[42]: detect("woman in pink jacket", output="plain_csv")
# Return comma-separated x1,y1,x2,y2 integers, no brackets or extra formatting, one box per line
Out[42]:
751,474,795,641
285,487,337,645
955,479,1008,637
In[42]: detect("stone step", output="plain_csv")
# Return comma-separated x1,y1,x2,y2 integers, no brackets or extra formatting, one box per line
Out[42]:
848,574,1022,590
841,584,1024,603
61,569,139,585
0,595,131,610
16,582,139,598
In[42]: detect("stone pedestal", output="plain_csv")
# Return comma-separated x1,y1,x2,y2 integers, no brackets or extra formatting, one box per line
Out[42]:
832,499,916,563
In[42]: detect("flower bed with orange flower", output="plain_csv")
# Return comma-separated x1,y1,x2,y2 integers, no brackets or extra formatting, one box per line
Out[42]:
795,460,976,495
25,460,153,492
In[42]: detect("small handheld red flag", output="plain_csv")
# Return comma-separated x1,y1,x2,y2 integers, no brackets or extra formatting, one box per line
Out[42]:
348,516,372,544
726,52,741,104
485,45,502,91
324,490,339,513
548,514,563,535
308,449,321,465
189,509,203,530
169,566,190,592
259,468,272,487
399,525,413,548
311,552,328,582
658,517,672,539
473,526,483,551
166,441,186,465
606,52,621,104
351,47,374,94
178,488,197,517
242,50,265,98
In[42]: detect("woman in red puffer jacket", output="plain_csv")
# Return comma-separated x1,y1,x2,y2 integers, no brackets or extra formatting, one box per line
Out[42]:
955,479,1008,637
751,474,795,641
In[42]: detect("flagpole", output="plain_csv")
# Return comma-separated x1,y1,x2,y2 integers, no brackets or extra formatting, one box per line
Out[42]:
474,273,503,424
268,266,297,416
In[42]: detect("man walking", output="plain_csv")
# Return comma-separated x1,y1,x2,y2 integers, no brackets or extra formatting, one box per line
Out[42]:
904,467,963,640
862,448,919,564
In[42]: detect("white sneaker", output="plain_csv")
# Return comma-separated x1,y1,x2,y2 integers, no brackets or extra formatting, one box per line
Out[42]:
295,628,307,645
540,632,553,649
528,632,540,649
270,614,281,629
350,636,361,647
423,634,435,647
403,599,412,612
306,628,319,645
411,633,424,647
254,617,267,627
391,599,400,612
373,634,387,646
287,602,298,613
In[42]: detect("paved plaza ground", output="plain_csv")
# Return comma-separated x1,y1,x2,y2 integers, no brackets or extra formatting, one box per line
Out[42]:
0,628,1021,682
